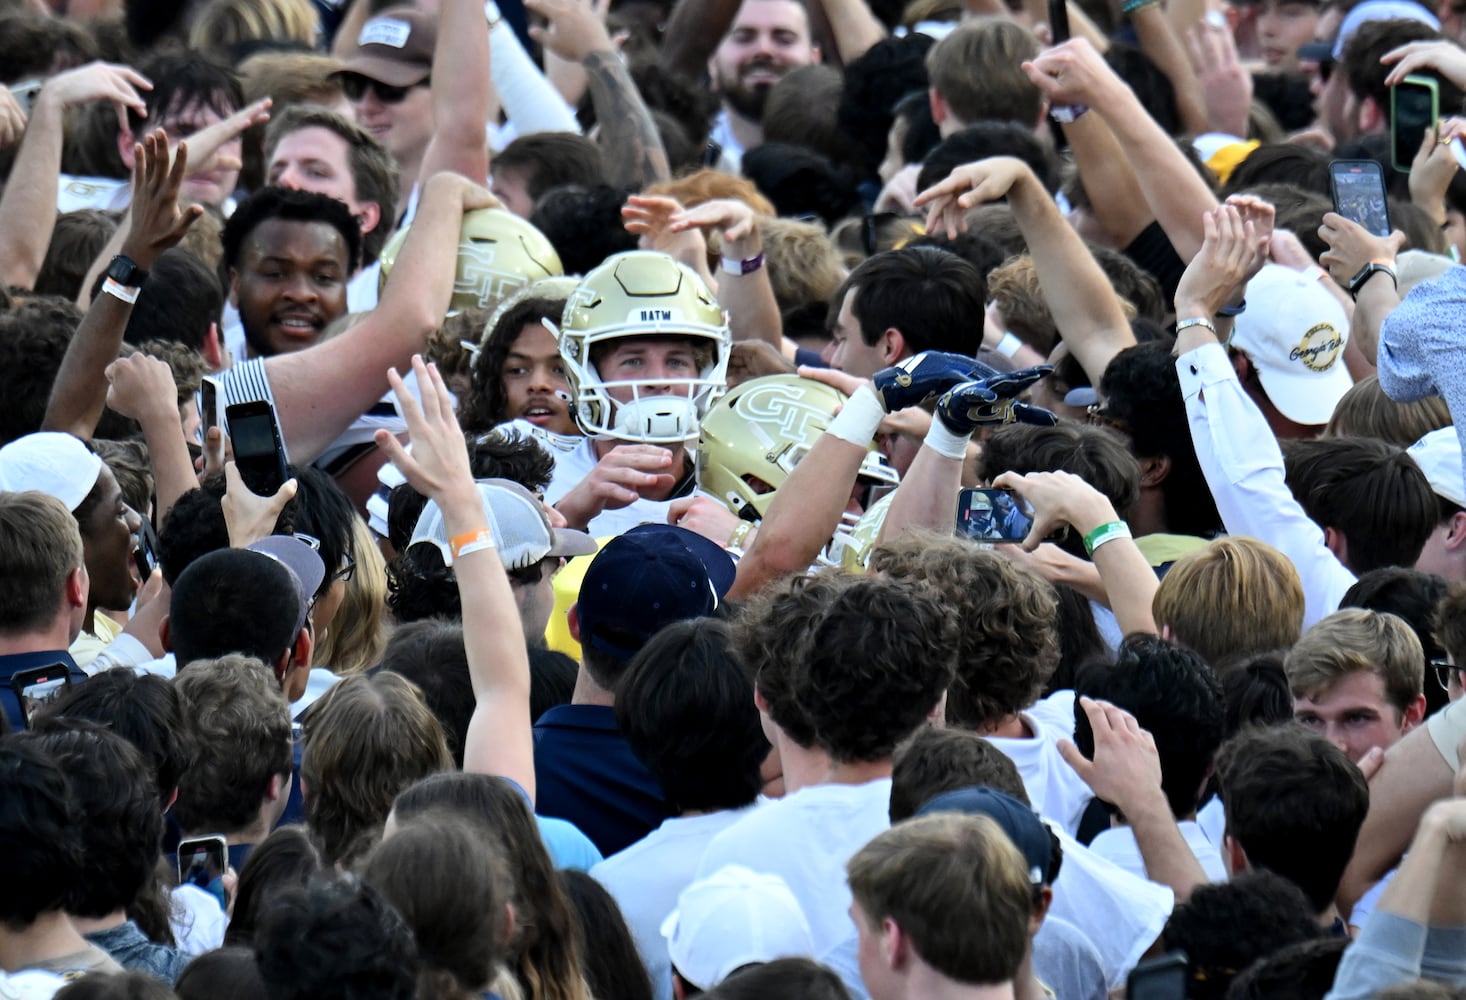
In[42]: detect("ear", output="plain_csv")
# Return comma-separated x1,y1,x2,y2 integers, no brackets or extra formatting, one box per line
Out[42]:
294,625,314,670
928,87,948,126
1031,885,1053,932
1358,95,1384,134
1445,510,1466,551
1138,454,1172,489
753,685,772,716
502,901,518,948
1402,692,1428,733
356,201,383,237
810,43,823,65
927,690,947,726
673,974,690,1000
1223,834,1248,877
265,772,286,804
881,916,910,971
65,566,88,609
1160,623,1174,643
159,615,172,653
567,602,582,643
1322,525,1350,567
203,323,225,372
881,328,907,365
117,126,137,169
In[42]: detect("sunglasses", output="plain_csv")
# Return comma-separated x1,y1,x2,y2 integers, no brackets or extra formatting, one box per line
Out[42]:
1432,658,1463,693
1086,402,1130,436
341,74,429,104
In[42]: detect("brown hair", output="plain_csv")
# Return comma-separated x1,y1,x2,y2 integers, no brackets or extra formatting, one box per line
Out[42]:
1434,582,1466,668
1153,536,1305,675
0,491,84,634
925,19,1043,129
847,813,1032,985
1323,375,1451,448
890,726,1028,823
1284,609,1423,714
300,673,453,866
759,216,846,314
642,169,776,216
871,533,1058,729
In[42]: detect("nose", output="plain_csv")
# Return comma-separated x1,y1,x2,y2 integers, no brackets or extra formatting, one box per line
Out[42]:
124,505,143,534
528,363,555,391
1323,723,1349,756
280,272,318,303
276,164,303,190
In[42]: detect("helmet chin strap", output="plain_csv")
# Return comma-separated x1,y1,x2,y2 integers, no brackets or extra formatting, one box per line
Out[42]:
613,396,698,441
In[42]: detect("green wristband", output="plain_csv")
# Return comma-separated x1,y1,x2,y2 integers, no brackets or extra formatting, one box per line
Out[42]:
1083,520,1132,557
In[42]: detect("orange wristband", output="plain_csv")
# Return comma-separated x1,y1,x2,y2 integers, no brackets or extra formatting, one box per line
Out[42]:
449,529,495,560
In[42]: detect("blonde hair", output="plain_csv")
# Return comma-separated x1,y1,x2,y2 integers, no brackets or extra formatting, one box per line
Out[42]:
1153,536,1305,674
759,216,846,313
313,517,391,676
239,51,344,108
1323,375,1451,448
1285,608,1423,713
190,0,320,60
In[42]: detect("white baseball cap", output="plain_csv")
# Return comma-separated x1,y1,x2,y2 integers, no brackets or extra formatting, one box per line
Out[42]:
409,478,596,569
661,866,816,991
0,432,104,512
1409,426,1465,507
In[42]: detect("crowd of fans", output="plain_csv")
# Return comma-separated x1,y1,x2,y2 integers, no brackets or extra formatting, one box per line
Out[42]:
4,0,1466,996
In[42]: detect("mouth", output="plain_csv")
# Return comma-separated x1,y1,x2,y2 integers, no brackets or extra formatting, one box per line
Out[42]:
271,313,323,338
521,400,564,425
739,61,783,85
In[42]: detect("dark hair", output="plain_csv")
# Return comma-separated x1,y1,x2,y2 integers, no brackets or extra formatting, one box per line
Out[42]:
559,870,654,1000
377,620,474,767
493,133,607,209
1224,143,1331,198
158,476,295,586
840,246,986,355
175,947,268,1000
459,297,572,435
53,973,176,1000
890,726,1028,822
364,812,513,1000
221,185,363,276
614,618,767,814
740,144,862,227
1221,654,1295,739
904,230,1005,293
795,576,957,762
0,735,83,924
1074,635,1225,819
1344,19,1457,117
701,958,853,1000
529,646,578,722
286,465,357,598
38,667,192,800
1100,341,1222,538
0,296,81,447
36,210,119,300
225,826,325,947
1163,870,1323,1000
1251,72,1316,133
1282,436,1437,574
132,51,243,134
1224,936,1348,1000
254,875,420,1000
837,35,936,177
1342,567,1450,717
169,548,301,670
1049,582,1109,695
20,724,162,918
1214,724,1369,911
916,122,1059,195
530,185,637,276
120,249,223,352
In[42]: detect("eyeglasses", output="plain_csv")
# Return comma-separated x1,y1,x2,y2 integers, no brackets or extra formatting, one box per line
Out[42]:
1432,658,1462,693
294,533,355,583
1085,402,1130,436
340,74,429,104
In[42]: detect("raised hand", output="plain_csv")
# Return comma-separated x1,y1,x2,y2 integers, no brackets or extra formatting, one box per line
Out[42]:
553,443,677,529
1187,18,1252,137
1058,696,1165,811
34,61,151,135
935,366,1056,433
1317,213,1406,287
221,461,298,547
913,156,1033,240
104,353,182,427
669,197,764,260
992,468,1118,551
1174,204,1267,319
374,355,477,505
622,194,710,275
1022,38,1126,113
120,130,203,270
1383,39,1466,90
525,0,616,62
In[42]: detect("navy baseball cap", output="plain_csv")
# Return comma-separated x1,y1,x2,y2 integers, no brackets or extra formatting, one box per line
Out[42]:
576,524,736,660
916,786,1053,886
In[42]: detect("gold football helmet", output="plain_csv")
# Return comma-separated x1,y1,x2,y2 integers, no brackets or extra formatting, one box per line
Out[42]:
829,491,894,572
557,251,730,443
378,207,563,314
698,373,898,522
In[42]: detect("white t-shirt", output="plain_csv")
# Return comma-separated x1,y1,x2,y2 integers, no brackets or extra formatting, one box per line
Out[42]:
0,970,66,1000
695,779,892,956
1048,824,1175,988
986,690,1094,835
1197,795,1226,847
1089,820,1230,885
593,807,757,1000
170,883,228,955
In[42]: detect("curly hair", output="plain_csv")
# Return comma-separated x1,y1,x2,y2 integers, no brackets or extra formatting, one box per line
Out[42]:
0,296,81,447
871,533,1058,729
300,673,453,867
458,295,570,436
173,655,293,834
731,571,859,749
794,574,958,762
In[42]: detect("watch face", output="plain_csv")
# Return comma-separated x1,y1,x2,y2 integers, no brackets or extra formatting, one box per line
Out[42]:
107,256,139,285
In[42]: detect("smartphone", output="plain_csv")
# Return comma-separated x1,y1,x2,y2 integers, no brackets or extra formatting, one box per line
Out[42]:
198,376,220,446
1392,74,1439,173
10,80,42,116
1127,952,1188,1000
1330,160,1392,238
10,664,73,728
1049,0,1070,43
956,488,1033,543
134,518,159,581
177,835,228,892
225,400,289,496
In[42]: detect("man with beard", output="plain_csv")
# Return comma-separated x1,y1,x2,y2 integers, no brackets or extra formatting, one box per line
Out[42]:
708,0,821,169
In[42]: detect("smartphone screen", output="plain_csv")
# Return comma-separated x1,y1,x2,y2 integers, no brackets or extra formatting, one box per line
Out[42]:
1127,953,1188,1000
11,80,42,116
134,519,159,580
198,376,220,445
1330,160,1392,238
1048,0,1070,43
11,664,73,728
226,401,288,496
956,488,1033,543
177,835,229,909
1392,75,1438,173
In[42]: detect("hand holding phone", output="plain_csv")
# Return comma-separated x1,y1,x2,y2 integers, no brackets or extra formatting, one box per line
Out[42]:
956,488,1034,543
224,400,289,497
1048,0,1070,44
1329,160,1392,237
1392,74,1439,173
177,835,229,911
11,664,73,728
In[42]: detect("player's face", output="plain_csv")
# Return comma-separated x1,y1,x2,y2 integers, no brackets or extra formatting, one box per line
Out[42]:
502,322,578,436
596,337,700,406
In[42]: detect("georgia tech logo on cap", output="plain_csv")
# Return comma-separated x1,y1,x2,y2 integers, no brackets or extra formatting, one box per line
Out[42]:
1288,323,1344,373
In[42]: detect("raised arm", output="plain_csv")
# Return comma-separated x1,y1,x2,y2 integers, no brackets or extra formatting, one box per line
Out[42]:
659,0,742,82
42,131,202,439
811,0,885,63
102,354,199,522
378,356,535,798
417,0,492,187
915,155,1135,385
1129,2,1209,136
0,62,150,290
1061,111,1155,249
250,173,499,462
671,199,783,350
529,0,670,188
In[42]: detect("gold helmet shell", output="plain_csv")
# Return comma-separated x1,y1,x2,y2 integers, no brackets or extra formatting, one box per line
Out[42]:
557,251,730,443
378,207,563,314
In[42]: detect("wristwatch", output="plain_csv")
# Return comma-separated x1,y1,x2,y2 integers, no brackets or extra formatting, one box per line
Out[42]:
1347,260,1397,298
105,254,149,289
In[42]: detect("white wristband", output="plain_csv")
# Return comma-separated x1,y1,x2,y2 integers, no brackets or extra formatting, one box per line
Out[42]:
924,418,971,460
103,278,140,304
996,332,1024,358
826,385,887,446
